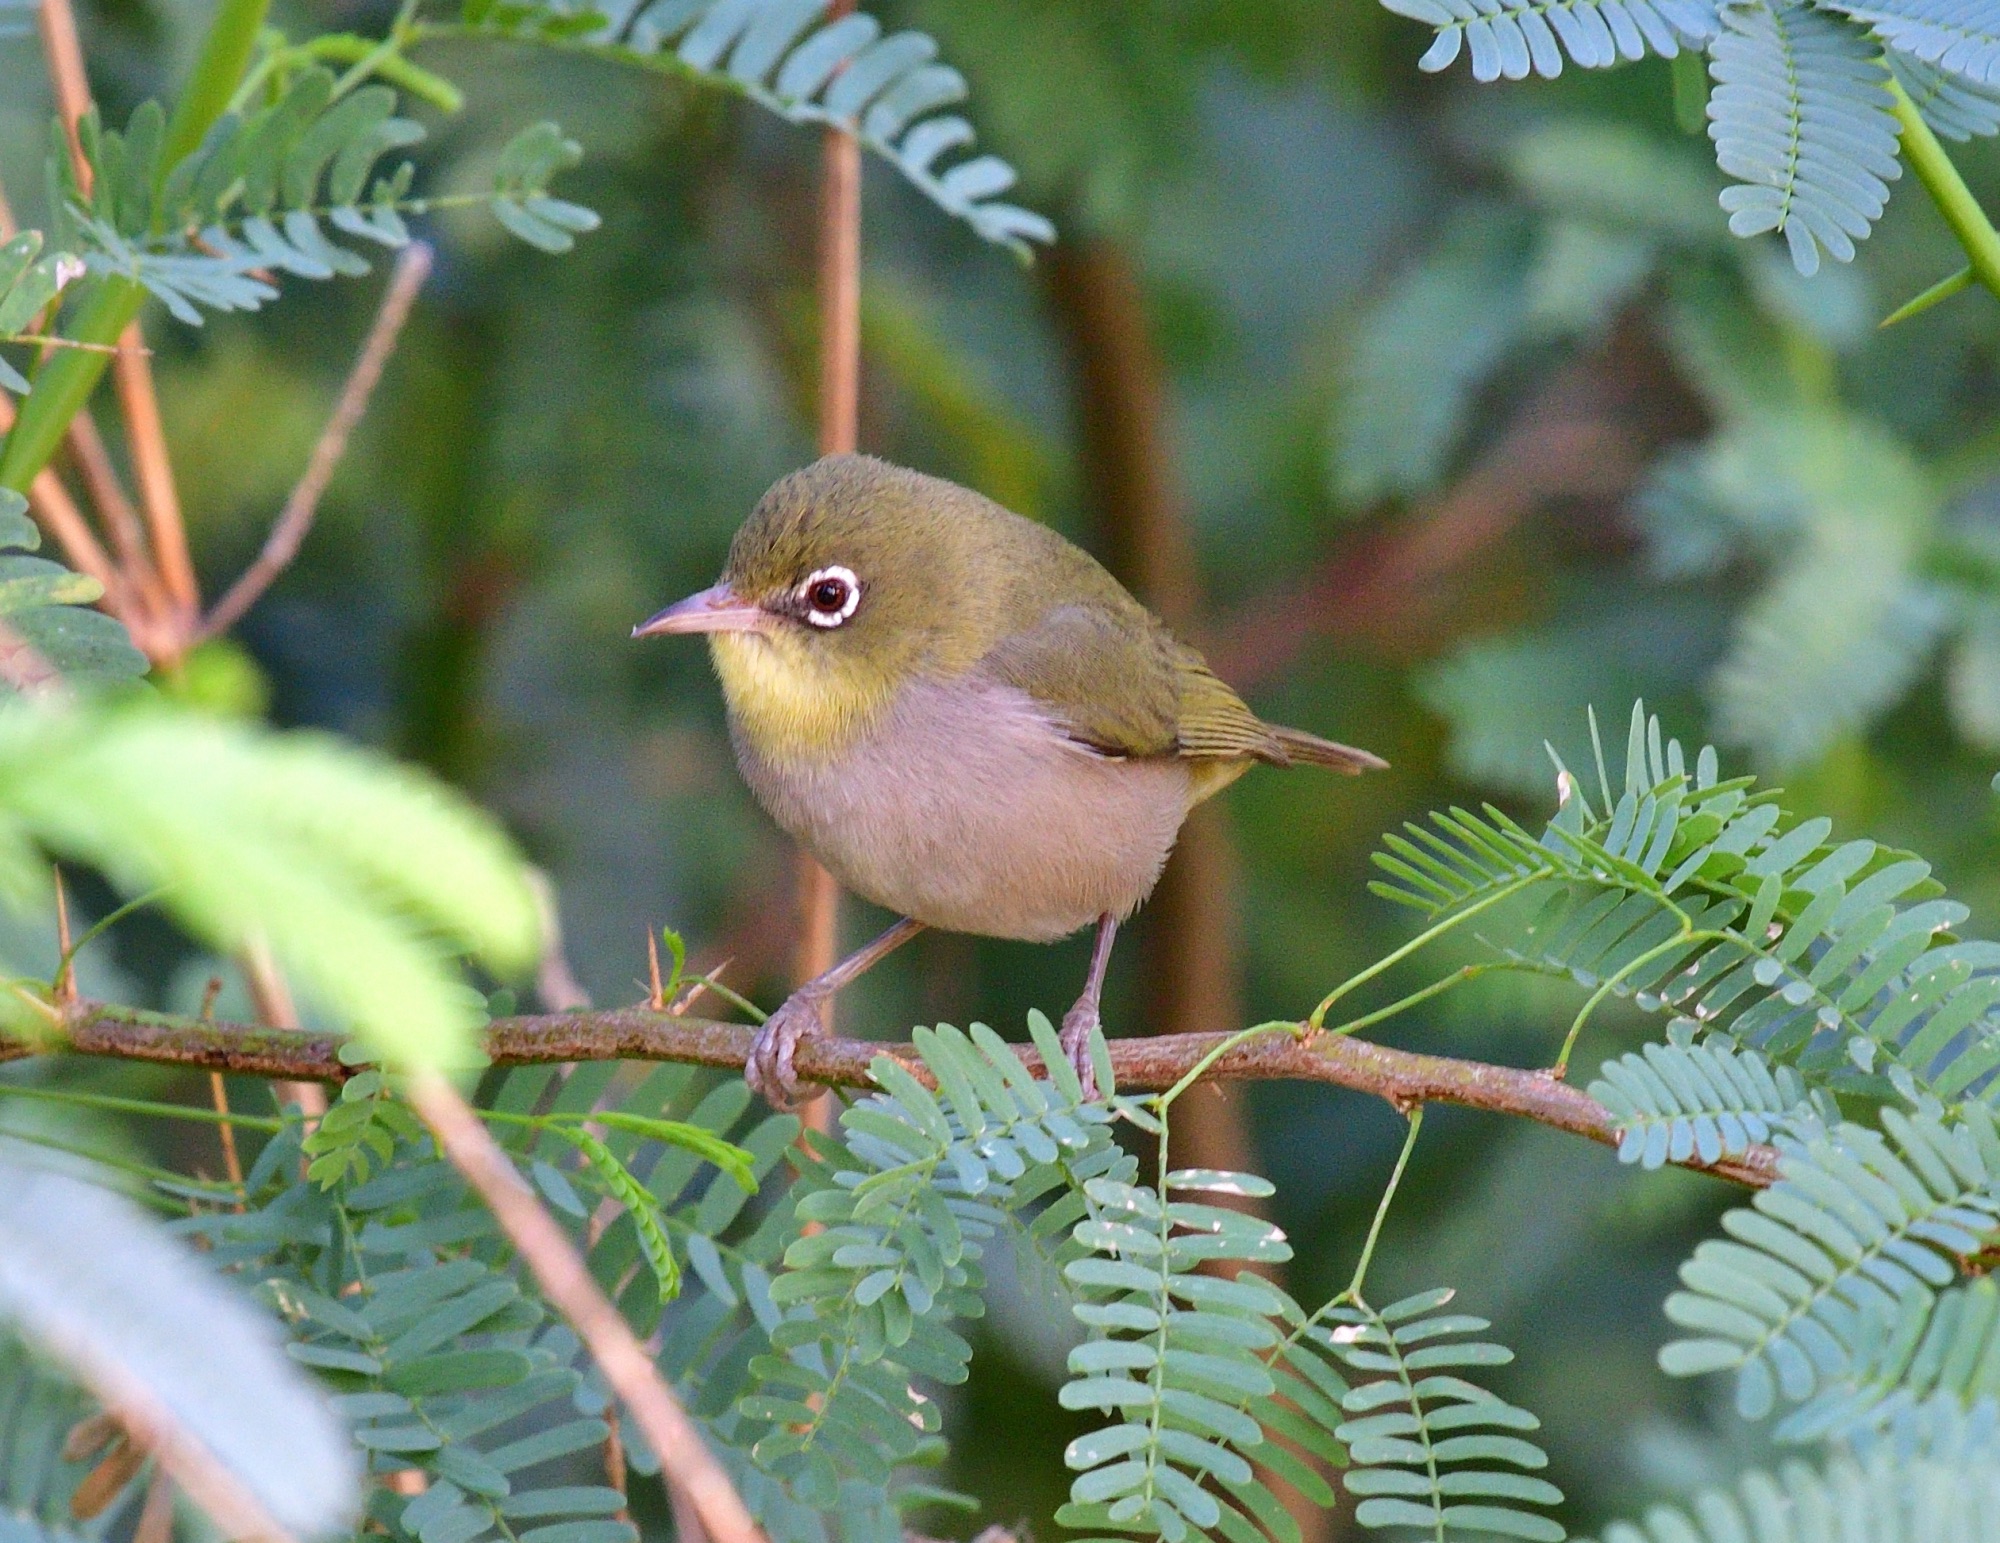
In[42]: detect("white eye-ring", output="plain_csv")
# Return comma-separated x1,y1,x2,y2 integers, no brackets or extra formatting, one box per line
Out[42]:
798,565,861,628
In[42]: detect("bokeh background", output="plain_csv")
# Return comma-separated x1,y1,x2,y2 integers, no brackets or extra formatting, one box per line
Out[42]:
9,2,2000,1533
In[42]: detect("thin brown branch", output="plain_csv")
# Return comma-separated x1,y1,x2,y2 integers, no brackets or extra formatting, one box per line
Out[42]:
528,868,591,1012
51,866,73,1004
67,411,167,607
16,1000,1780,1188
114,328,199,624
406,1070,767,1543
131,1469,176,1543
208,1070,244,1195
200,244,433,640
241,938,327,1120
36,0,92,192
25,4,195,654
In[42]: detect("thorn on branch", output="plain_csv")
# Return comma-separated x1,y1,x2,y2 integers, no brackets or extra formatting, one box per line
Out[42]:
51,866,73,1005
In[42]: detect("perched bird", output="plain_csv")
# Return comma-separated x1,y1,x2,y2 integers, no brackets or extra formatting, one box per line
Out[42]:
636,455,1384,1107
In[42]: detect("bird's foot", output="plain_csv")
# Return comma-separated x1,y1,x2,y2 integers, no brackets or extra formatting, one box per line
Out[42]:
745,988,831,1110
1059,998,1104,1103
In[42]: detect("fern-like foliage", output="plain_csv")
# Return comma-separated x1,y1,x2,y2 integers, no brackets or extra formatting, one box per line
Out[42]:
1589,1022,1808,1168
1369,702,2000,1112
1657,1106,2000,1420
1373,0,1998,274
1057,1165,1301,1543
1815,0,2000,84
742,1016,1124,1509
1585,1446,2000,1542
450,0,1052,256
180,1056,822,1543
1327,1289,1565,1542
1893,53,2000,137
0,493,147,692
1780,1275,2000,1439
55,79,594,324
1379,0,1718,79
1707,0,1901,276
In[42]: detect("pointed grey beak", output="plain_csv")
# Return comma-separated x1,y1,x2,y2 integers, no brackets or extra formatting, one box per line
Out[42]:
633,582,769,638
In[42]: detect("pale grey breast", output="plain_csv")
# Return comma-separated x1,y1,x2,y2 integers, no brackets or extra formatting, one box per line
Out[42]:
732,675,1192,942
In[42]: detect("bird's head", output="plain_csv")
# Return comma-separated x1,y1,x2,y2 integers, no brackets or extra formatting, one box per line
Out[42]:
635,455,992,764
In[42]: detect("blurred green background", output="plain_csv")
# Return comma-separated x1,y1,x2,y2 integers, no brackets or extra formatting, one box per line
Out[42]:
10,1,2000,1533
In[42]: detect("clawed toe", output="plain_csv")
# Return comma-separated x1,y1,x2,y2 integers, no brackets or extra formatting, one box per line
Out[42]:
745,991,831,1110
1059,1001,1103,1103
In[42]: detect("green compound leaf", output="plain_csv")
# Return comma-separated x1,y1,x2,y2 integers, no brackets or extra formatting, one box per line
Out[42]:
450,0,1052,257
1706,0,1902,275
1327,1291,1563,1543
1659,1107,2000,1420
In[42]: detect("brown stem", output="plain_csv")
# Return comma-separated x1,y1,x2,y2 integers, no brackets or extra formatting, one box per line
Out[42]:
405,1071,767,1543
201,245,433,640
33,0,199,645
113,332,200,621
241,939,327,1119
208,1070,244,1195
17,1000,1780,1187
36,0,92,191
66,412,169,616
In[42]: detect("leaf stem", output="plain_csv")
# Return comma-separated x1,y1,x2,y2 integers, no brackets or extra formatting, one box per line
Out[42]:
1309,878,1540,1029
1322,963,1501,1041
1156,1020,1291,1109
1344,1106,1423,1302
1888,74,2000,303
0,1080,285,1131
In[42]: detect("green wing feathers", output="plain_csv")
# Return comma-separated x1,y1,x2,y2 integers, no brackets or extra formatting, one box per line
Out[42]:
978,590,1385,774
1265,723,1389,772
1175,652,1387,773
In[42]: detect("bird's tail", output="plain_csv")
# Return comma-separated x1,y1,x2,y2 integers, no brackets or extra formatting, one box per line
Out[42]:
1269,725,1389,775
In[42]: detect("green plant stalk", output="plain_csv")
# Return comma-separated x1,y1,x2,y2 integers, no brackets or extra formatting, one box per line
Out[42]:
163,0,275,166
1889,75,2000,302
0,278,145,493
0,1080,284,1131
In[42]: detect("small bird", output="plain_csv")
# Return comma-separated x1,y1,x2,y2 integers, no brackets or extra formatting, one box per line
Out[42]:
636,455,1384,1107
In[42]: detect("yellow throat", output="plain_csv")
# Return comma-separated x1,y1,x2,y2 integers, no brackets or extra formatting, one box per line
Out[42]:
709,631,895,767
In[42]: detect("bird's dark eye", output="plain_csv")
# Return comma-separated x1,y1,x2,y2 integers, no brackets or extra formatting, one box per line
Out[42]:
797,565,860,628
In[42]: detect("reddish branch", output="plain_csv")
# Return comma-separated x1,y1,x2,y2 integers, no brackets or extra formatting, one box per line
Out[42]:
408,1071,767,1543
13,1000,1778,1187
200,245,434,640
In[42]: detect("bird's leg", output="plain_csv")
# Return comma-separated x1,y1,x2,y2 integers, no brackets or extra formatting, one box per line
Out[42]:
1059,914,1119,1102
746,916,925,1109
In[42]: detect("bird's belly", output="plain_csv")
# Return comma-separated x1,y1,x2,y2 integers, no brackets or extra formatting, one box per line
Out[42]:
733,679,1192,943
